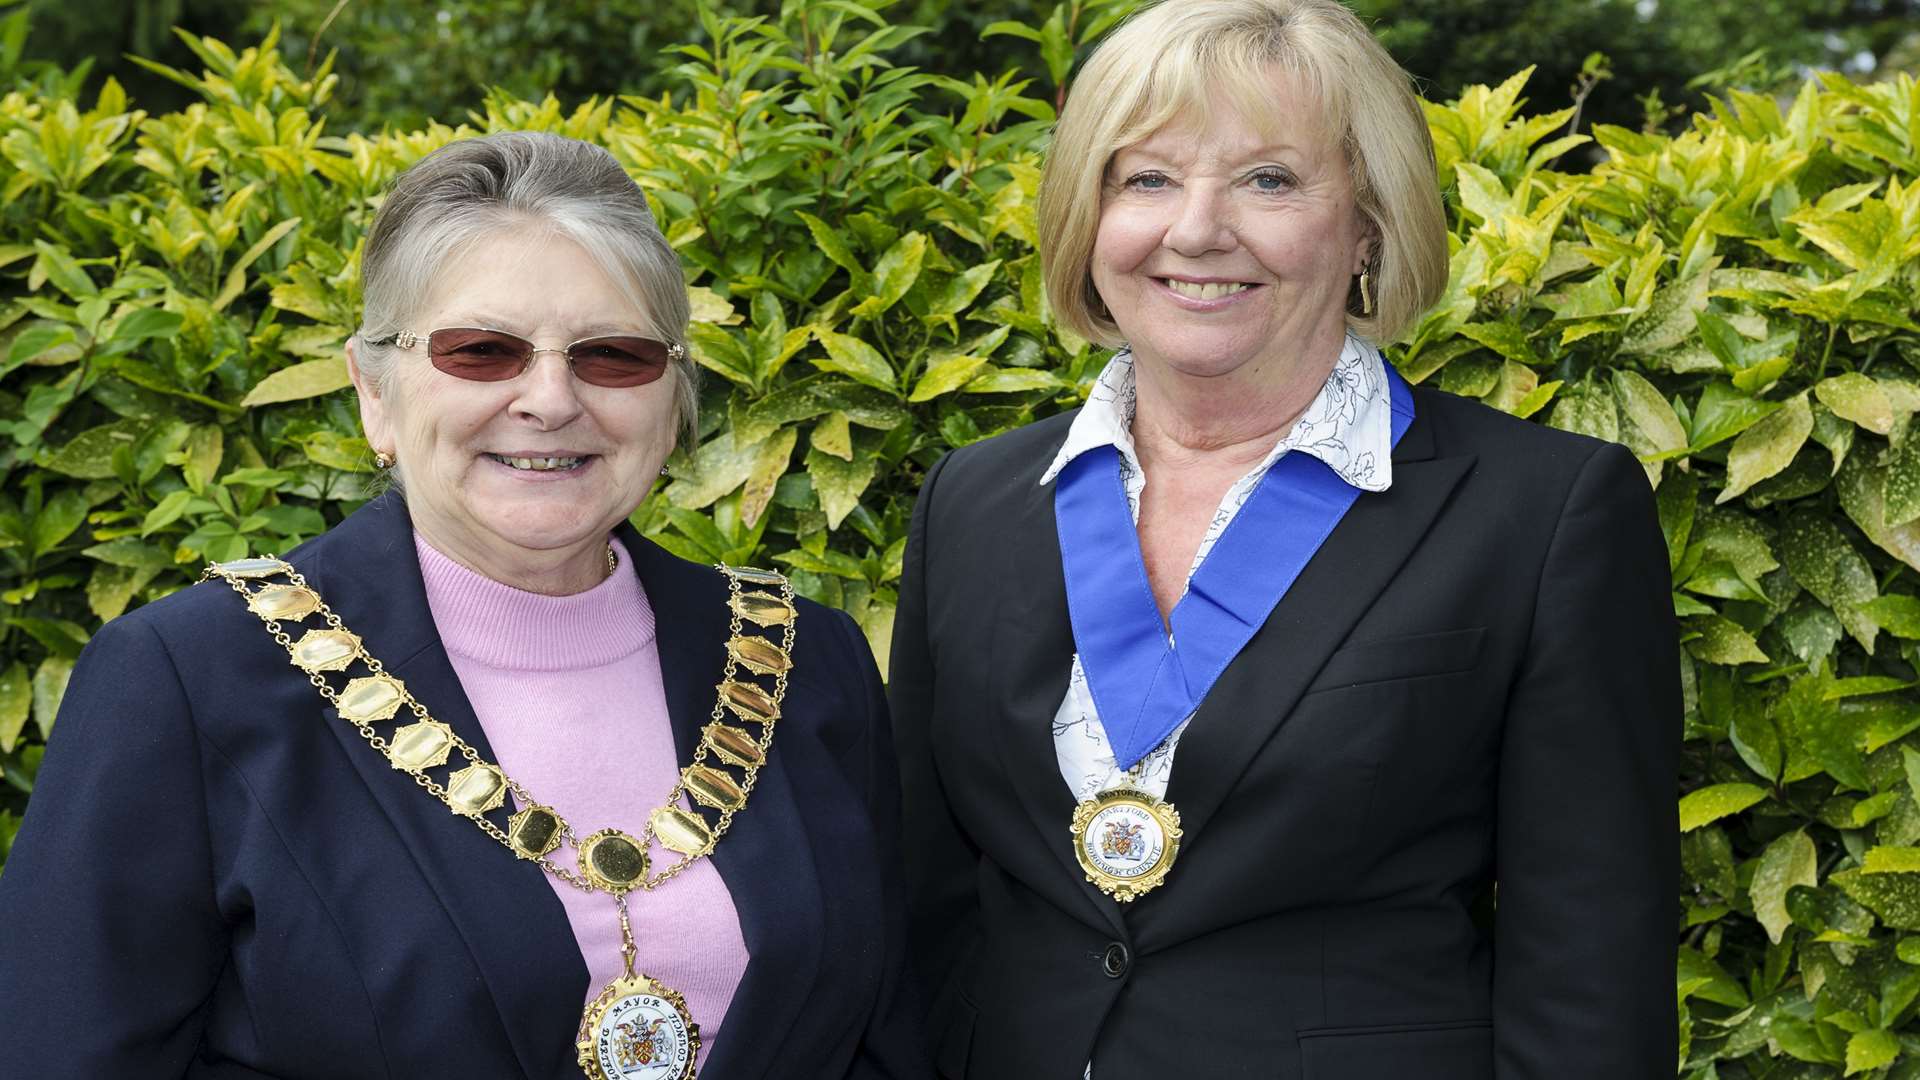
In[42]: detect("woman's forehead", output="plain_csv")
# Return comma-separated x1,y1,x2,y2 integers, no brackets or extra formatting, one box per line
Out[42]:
419,230,648,330
1110,74,1340,165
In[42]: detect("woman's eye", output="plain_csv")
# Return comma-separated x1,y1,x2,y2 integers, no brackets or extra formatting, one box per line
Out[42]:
1126,172,1170,190
1250,169,1295,192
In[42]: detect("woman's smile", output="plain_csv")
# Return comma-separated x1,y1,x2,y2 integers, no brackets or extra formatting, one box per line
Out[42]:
1151,276,1266,307
481,451,595,475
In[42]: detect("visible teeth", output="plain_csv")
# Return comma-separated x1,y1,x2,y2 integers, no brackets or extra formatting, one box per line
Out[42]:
489,454,584,472
1164,279,1252,300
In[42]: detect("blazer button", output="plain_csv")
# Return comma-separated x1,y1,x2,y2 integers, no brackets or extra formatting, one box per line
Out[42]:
1101,942,1130,979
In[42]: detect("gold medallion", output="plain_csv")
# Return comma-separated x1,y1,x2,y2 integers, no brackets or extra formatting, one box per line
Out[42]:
578,972,700,1080
1071,787,1182,903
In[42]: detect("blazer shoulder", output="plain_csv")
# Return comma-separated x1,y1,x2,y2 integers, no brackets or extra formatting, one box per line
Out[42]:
104,511,383,656
104,574,265,660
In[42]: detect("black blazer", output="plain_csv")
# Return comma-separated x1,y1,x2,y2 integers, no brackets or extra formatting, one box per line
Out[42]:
0,495,927,1079
889,386,1679,1079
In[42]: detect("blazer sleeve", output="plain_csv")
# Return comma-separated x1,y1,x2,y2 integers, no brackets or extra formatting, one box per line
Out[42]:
836,608,934,1079
0,612,228,1075
1493,442,1680,1077
886,451,984,1003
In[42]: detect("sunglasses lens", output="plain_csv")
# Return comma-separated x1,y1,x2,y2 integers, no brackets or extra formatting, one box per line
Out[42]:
427,328,531,381
568,336,671,387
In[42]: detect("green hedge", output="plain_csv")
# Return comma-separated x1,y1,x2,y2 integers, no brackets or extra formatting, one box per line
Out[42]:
2,6,1919,1076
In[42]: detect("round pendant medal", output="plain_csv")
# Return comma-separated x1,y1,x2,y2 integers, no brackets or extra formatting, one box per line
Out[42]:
1071,787,1183,903
578,973,700,1080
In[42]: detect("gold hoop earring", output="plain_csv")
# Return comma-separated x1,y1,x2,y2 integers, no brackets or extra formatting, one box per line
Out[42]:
374,451,394,469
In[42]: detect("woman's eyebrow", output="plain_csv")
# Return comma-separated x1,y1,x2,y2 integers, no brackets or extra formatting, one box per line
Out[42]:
434,313,638,337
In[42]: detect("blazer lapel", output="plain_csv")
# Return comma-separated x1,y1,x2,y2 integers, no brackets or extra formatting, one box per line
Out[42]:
1160,414,1475,850
994,439,1129,937
620,530,824,1080
297,496,588,1080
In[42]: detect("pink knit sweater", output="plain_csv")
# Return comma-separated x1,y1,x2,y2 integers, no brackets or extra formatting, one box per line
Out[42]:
415,533,747,1065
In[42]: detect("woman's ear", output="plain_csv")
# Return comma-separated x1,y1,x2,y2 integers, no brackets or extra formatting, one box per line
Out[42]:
346,338,395,459
1353,215,1380,276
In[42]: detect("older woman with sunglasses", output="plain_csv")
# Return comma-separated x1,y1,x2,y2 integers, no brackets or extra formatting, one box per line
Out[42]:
0,132,926,1080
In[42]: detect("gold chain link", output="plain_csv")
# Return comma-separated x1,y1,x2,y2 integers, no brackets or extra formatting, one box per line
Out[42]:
200,554,797,899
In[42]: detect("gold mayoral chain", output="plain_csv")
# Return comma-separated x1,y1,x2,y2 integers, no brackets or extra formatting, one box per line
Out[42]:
1069,762,1182,904
203,551,800,1080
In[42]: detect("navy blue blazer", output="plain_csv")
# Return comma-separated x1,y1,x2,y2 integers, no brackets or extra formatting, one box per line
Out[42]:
0,496,927,1079
891,388,1679,1079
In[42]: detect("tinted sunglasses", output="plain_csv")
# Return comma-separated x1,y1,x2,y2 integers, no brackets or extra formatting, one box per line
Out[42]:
371,327,684,388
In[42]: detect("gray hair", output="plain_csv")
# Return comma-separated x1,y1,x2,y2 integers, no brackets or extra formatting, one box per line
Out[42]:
353,131,697,444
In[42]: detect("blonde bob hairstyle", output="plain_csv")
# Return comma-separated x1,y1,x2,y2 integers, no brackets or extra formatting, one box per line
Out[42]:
1037,0,1448,347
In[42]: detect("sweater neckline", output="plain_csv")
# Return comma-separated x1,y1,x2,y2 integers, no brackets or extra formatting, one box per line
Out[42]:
414,532,656,672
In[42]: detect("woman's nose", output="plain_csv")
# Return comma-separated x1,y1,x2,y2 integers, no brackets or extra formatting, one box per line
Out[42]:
508,353,587,430
1161,184,1236,257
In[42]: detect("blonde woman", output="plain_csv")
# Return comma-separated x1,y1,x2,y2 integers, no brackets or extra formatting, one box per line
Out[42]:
889,2,1678,1077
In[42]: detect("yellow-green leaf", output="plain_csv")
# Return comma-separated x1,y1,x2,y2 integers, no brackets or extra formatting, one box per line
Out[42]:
666,429,761,511
811,329,895,394
183,424,223,492
1719,392,1812,503
1833,867,1920,930
299,430,373,472
0,661,28,753
1816,372,1895,435
796,212,863,277
32,655,74,740
1885,433,1920,529
965,367,1065,394
1781,510,1880,652
239,357,352,407
688,285,741,325
1613,369,1687,453
1751,828,1818,944
32,239,97,299
860,599,896,681
85,563,144,621
926,261,1000,318
807,443,877,529
213,215,300,311
41,418,144,479
852,231,926,318
1620,268,1711,355
1864,847,1920,874
810,410,853,461
1844,1028,1899,1076
1686,614,1770,665
739,425,797,527
1862,595,1920,638
1680,783,1768,831
909,355,988,402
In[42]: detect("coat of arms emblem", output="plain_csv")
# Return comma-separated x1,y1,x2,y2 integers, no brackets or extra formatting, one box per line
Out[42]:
1101,818,1145,861
615,1017,673,1069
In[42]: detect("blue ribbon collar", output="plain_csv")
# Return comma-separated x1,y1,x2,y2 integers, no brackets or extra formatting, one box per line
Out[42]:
1054,362,1415,773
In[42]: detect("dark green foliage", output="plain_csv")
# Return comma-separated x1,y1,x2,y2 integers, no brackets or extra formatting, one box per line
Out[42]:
12,0,1920,135
2,6,1920,1075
